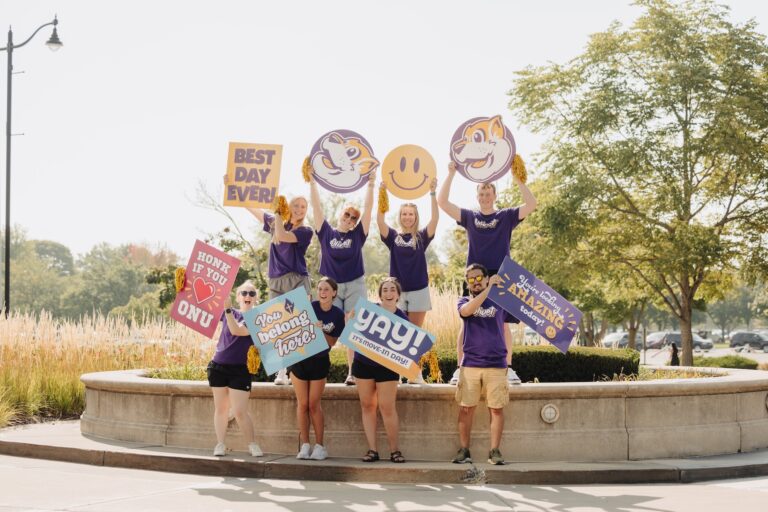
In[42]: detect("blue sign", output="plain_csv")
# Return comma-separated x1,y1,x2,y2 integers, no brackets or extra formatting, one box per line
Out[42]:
488,256,582,353
242,288,327,375
337,298,435,380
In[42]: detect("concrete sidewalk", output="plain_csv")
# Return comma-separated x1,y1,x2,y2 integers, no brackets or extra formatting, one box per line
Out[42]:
2,421,768,486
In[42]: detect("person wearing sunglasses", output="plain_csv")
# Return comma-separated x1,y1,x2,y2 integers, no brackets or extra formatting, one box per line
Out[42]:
352,277,407,463
452,264,517,466
207,281,263,458
438,162,537,387
376,178,439,384
286,276,345,461
236,187,313,386
309,169,376,386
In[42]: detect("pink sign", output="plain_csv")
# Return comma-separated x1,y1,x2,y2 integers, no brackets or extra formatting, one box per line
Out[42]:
170,240,241,338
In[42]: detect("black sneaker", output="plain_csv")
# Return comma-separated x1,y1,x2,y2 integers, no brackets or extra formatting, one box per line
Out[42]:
452,447,472,464
488,448,504,465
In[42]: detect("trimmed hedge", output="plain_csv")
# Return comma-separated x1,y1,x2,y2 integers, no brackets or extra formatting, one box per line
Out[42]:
692,355,759,370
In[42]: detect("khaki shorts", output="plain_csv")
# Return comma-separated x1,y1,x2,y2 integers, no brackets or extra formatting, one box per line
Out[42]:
268,272,311,300
333,275,366,313
397,286,432,313
455,367,509,409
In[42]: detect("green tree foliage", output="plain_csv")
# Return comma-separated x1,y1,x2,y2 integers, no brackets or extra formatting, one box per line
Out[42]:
509,0,768,364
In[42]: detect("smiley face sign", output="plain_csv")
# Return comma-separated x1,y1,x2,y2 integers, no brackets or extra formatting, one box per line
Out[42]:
381,145,436,200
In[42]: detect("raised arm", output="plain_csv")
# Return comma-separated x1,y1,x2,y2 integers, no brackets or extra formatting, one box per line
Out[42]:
309,176,325,232
459,275,502,317
272,212,298,243
515,176,537,220
223,296,249,336
376,182,391,239
437,162,461,221
246,207,267,224
426,177,439,238
360,171,376,236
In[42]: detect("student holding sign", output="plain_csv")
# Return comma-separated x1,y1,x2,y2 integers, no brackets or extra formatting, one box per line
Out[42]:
438,161,537,386
309,171,376,386
377,178,439,383
453,264,517,466
242,193,313,386
287,277,345,461
351,277,407,463
207,280,263,458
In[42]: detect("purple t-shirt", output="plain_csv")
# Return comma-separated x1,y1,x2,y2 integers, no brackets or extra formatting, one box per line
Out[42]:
457,296,517,369
312,301,346,356
316,219,367,283
263,213,313,279
212,309,253,366
354,305,408,367
381,227,433,292
459,207,521,270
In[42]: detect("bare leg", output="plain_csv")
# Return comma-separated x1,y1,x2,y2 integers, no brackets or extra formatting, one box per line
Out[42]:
212,387,231,444
376,380,400,453
458,405,476,449
346,348,355,377
229,388,255,445
407,311,427,328
356,378,378,451
308,378,327,445
290,373,310,444
489,407,504,450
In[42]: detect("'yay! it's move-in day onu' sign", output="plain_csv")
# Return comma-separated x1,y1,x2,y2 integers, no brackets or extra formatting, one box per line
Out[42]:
488,256,582,353
242,288,328,376
170,240,241,338
337,298,435,381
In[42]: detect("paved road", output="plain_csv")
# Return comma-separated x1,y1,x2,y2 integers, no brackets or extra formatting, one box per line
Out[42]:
641,346,768,366
1,454,767,512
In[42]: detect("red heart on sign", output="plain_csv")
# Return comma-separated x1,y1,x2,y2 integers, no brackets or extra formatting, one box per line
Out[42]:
192,277,216,304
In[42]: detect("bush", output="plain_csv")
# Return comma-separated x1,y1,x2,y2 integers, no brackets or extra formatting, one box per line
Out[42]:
692,355,759,370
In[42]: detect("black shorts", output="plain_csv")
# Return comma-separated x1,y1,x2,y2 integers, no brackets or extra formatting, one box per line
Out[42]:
351,359,399,382
207,361,252,392
288,352,331,381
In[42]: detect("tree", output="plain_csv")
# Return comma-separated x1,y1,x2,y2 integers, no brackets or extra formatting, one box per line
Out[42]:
509,0,768,364
32,240,74,276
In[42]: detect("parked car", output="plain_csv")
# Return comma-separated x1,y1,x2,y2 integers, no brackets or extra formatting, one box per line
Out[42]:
729,331,768,352
601,332,638,349
657,332,713,351
645,331,667,349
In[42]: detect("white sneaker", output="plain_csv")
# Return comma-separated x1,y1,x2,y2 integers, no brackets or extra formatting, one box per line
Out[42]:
309,444,328,460
274,368,290,385
296,442,311,459
344,374,356,386
249,442,263,457
449,368,460,385
507,368,522,385
407,372,426,385
213,442,226,457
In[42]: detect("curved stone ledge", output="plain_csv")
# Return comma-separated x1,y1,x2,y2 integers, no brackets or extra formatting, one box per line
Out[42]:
80,368,768,462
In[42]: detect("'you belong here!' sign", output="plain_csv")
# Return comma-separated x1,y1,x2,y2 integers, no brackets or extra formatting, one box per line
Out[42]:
337,298,435,380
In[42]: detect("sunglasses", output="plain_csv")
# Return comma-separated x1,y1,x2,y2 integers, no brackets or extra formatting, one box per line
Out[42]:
239,290,257,297
466,275,485,284
343,211,359,222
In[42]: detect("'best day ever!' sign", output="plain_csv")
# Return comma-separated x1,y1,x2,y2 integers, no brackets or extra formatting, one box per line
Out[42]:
170,240,241,338
223,142,282,209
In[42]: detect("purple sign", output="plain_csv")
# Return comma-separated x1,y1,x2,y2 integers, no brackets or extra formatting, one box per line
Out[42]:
309,129,379,193
449,115,516,183
488,256,581,353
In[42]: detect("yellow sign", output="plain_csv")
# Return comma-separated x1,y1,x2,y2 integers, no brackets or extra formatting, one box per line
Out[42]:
223,142,282,208
381,144,436,200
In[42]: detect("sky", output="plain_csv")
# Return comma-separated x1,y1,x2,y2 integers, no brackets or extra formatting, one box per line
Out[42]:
2,0,766,262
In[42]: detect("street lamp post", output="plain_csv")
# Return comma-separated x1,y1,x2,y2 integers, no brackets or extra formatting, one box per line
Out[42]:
1,16,62,317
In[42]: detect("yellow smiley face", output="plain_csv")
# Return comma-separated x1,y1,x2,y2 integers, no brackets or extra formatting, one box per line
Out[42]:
545,326,557,339
382,145,436,200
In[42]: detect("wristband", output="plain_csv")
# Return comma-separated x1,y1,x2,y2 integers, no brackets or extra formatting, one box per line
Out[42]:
429,191,436,196
225,308,233,314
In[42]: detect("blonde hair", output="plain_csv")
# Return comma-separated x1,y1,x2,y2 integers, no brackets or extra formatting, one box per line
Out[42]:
236,280,259,300
397,203,422,249
272,196,308,245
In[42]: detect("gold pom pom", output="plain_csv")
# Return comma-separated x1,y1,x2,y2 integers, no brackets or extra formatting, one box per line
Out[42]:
247,345,261,375
378,186,389,214
417,349,442,383
512,154,527,184
174,267,186,293
301,156,312,183
275,195,290,222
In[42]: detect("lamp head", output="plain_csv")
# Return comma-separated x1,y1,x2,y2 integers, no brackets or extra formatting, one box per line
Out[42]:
45,16,62,51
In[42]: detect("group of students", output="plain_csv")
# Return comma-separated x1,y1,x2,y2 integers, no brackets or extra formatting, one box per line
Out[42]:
206,161,537,465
